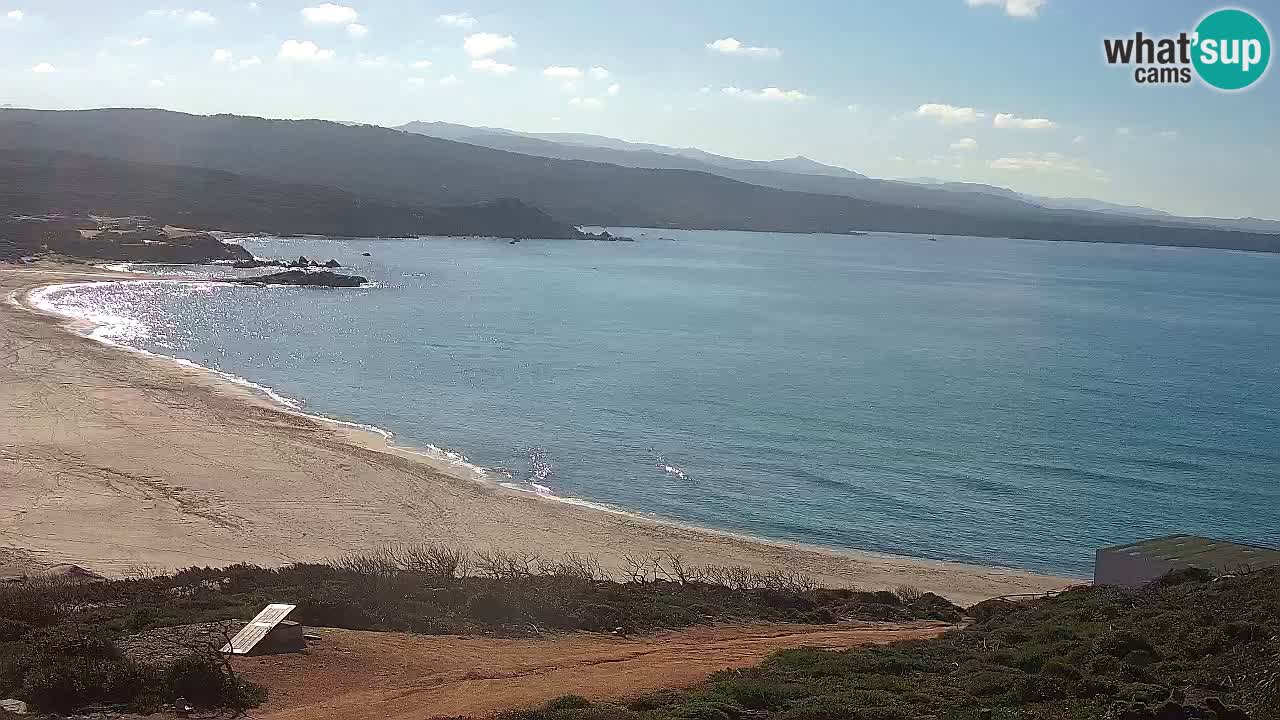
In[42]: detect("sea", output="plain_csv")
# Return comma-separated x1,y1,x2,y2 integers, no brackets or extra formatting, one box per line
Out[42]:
35,229,1280,577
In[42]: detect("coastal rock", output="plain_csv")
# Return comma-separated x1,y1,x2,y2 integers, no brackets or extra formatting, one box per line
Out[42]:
231,270,367,288
0,218,253,264
232,258,287,269
233,257,342,269
584,230,636,242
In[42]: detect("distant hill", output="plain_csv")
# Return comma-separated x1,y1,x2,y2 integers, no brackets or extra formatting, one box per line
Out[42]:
3,109,1279,253
1033,196,1174,218
397,122,1082,216
400,121,1280,237
0,148,579,239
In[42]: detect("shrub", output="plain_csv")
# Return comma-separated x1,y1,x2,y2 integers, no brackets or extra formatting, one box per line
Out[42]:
1095,630,1155,658
1152,567,1214,587
294,592,374,629
165,654,264,709
11,626,152,713
0,620,33,642
545,695,593,710
712,677,802,709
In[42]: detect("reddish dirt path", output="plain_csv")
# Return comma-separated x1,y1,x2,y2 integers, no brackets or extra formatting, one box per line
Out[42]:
236,622,949,720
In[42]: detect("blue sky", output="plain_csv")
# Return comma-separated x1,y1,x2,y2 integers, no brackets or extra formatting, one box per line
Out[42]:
2,0,1276,218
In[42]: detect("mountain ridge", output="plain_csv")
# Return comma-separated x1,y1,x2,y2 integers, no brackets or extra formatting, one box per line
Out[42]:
2,108,1278,253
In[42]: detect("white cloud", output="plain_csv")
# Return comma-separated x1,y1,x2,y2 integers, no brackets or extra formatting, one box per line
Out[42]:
301,3,357,24
721,86,809,102
211,48,233,63
410,59,432,69
148,8,217,25
149,78,166,87
437,12,476,28
128,36,152,47
356,54,394,68
464,32,515,57
965,0,1046,18
30,61,56,73
1072,134,1086,144
607,82,621,96
6,9,23,21
847,104,860,112
346,23,367,38
569,96,603,109
238,55,262,68
950,137,978,150
543,65,582,79
988,152,1106,182
699,86,712,94
247,2,259,11
406,77,427,89
439,73,459,86
278,39,335,62
471,58,515,75
993,112,1057,129
1116,127,1132,135
589,66,610,80
915,103,983,124
706,37,781,58
1158,130,1179,139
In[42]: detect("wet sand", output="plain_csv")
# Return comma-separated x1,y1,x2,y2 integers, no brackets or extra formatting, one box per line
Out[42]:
0,262,1074,604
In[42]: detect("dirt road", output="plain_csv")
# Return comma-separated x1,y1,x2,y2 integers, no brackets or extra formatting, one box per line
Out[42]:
236,621,949,720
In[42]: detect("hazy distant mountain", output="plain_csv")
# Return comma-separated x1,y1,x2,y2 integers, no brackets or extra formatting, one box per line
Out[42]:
902,177,1278,233
1032,196,1173,218
1179,216,1280,234
759,155,866,179
401,121,1275,232
4,109,1278,253
404,124,868,179
397,121,1048,216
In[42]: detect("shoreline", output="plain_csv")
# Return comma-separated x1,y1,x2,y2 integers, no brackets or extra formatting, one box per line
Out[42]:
0,261,1075,603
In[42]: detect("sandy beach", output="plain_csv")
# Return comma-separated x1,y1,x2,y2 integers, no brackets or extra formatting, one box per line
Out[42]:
0,262,1073,604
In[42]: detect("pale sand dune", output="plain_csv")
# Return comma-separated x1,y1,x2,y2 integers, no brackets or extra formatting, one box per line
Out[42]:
0,263,1074,604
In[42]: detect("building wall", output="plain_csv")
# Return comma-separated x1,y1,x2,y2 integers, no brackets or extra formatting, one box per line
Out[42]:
1094,548,1175,588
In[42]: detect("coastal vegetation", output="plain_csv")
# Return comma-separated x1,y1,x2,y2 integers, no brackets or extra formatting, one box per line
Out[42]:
505,567,1279,720
2,548,1276,718
2,550,1277,717
0,547,958,714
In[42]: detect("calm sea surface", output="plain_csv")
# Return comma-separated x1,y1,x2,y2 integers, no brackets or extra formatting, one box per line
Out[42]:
45,230,1280,576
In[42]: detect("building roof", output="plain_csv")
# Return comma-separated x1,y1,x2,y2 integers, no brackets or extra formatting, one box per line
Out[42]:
1100,535,1280,573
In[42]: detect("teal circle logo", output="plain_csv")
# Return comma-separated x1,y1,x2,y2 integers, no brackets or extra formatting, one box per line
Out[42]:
1193,8,1271,90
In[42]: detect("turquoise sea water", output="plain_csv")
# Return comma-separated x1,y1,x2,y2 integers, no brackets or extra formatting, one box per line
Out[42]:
45,230,1280,576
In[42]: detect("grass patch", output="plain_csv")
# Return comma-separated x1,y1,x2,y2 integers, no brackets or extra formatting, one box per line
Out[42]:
499,567,1280,720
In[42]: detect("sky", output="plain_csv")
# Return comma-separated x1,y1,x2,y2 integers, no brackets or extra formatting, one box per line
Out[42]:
1,0,1277,219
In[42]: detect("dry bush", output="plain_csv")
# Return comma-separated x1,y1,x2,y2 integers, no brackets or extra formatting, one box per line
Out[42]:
896,584,924,603
538,552,608,582
387,543,473,583
689,563,817,592
474,548,540,580
334,547,400,577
